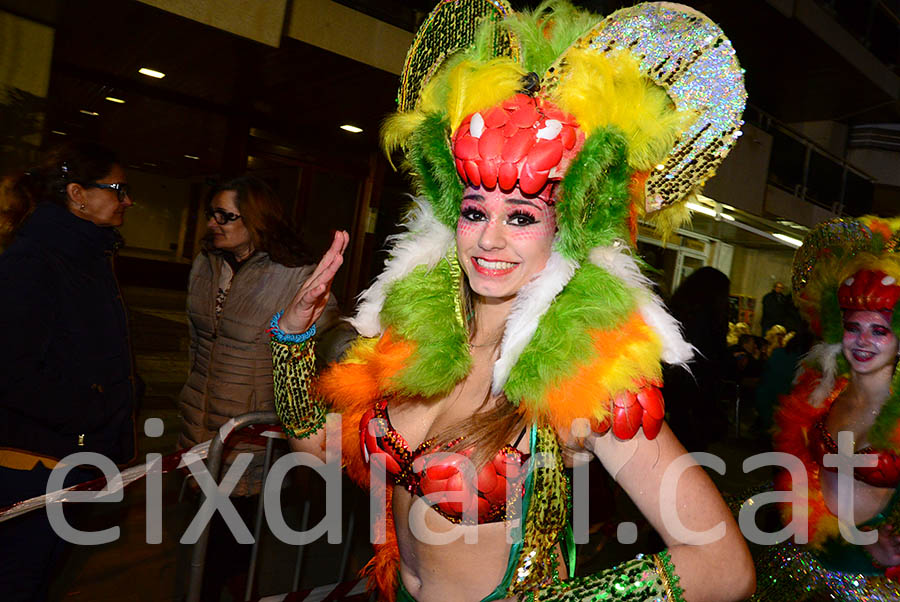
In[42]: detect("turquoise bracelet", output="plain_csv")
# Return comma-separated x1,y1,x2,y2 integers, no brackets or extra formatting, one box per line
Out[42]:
268,310,316,344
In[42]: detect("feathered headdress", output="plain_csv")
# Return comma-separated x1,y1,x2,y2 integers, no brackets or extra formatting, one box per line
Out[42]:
792,215,900,449
348,0,746,430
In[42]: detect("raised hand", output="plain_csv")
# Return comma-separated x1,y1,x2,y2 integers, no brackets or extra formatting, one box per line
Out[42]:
279,230,349,333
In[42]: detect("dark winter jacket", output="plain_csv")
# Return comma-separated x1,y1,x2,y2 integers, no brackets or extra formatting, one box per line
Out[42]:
0,202,136,464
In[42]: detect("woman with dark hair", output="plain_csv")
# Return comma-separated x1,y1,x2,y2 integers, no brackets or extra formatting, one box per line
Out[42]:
663,267,734,452
178,175,346,598
0,140,136,601
178,175,343,495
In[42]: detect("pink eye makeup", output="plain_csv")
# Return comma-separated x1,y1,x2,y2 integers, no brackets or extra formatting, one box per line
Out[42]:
457,195,556,238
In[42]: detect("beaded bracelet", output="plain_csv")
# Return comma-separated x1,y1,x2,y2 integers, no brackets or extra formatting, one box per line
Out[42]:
268,310,316,344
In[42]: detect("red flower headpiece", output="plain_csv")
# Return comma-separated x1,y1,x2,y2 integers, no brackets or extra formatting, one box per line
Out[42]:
451,93,585,197
838,269,900,313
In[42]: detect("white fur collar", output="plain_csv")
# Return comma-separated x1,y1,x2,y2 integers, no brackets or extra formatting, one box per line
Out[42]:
491,250,579,394
349,197,454,337
802,342,842,407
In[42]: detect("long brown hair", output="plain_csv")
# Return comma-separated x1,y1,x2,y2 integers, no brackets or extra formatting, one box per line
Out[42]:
206,175,310,267
0,141,119,245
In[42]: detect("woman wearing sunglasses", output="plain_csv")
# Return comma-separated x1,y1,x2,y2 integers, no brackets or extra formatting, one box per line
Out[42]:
177,175,347,597
0,140,137,601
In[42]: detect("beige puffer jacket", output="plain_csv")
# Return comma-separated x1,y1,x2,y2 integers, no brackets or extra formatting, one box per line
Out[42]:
177,250,344,496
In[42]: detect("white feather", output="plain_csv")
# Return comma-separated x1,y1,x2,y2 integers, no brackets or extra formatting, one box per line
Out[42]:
589,242,694,367
349,197,454,337
492,251,579,394
802,342,842,407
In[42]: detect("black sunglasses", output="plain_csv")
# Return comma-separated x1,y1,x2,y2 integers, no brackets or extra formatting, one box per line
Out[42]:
85,182,131,202
205,207,243,225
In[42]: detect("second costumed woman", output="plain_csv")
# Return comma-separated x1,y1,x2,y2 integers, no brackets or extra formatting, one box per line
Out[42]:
272,2,754,600
754,216,900,599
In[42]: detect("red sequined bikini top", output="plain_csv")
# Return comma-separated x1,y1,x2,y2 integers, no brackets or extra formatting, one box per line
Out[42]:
359,400,529,524
809,419,900,488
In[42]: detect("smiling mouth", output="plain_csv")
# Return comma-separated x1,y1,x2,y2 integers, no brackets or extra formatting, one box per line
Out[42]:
472,257,518,275
851,349,876,362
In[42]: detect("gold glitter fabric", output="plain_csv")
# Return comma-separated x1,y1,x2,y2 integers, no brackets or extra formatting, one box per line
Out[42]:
270,338,326,439
520,551,685,601
507,425,571,595
544,4,746,211
753,542,900,601
397,0,518,112
791,217,873,300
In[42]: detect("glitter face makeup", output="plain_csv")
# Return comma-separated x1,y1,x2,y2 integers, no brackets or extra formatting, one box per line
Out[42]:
842,310,899,376
456,184,556,301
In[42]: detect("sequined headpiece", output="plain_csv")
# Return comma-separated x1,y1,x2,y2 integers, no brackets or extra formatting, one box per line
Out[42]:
792,216,900,339
352,1,743,427
382,0,747,259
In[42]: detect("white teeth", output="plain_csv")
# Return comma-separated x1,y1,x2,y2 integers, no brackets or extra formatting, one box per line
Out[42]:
475,258,516,270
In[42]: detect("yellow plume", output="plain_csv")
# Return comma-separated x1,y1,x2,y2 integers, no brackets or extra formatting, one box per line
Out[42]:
646,196,693,244
550,49,693,170
419,58,524,132
380,112,427,168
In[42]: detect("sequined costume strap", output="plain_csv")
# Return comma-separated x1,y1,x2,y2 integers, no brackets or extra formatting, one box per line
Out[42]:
505,425,571,596
271,338,327,439
519,550,685,601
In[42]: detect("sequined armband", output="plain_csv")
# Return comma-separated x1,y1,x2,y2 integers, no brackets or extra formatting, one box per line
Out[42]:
270,338,327,439
520,550,685,602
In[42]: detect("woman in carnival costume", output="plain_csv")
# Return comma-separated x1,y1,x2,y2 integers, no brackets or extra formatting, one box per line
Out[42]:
755,216,900,599
271,2,753,600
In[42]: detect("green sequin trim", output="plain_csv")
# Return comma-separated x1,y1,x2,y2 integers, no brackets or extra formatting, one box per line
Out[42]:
507,425,570,595
270,338,327,439
654,549,685,602
521,552,682,601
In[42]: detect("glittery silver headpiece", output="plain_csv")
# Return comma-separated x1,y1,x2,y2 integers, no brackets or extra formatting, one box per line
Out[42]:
546,3,747,211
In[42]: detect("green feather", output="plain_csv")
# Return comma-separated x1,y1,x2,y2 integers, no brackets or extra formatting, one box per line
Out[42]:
505,1,598,75
820,287,843,345
505,263,634,405
380,259,471,396
407,113,463,229
870,308,900,450
556,127,631,260
870,361,900,451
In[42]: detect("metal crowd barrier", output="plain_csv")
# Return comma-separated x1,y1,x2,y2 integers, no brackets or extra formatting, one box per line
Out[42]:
184,411,359,602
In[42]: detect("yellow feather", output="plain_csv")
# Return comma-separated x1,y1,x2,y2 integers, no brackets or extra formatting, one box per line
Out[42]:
341,337,379,365
424,58,524,132
380,112,426,168
646,197,693,244
550,49,693,170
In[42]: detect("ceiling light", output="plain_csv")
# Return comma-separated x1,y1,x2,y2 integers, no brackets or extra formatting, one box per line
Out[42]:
772,232,803,248
144,162,158,167
719,212,735,221
51,130,67,136
184,154,199,160
340,124,363,133
139,67,165,79
105,96,125,104
685,201,716,218
79,109,99,116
